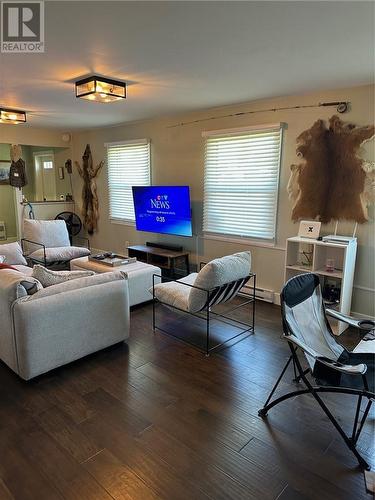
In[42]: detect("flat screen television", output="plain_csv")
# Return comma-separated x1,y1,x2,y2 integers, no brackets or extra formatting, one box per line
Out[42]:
132,186,193,237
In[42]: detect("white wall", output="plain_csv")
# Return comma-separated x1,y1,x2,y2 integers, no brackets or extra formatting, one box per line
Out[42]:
67,85,375,316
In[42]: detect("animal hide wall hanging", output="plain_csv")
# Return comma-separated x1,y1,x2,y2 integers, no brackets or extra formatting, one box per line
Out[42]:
288,115,375,223
75,144,104,234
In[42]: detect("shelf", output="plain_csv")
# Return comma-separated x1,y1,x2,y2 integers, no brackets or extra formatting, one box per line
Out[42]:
286,264,343,279
287,236,350,249
286,264,313,273
314,268,343,279
285,235,357,336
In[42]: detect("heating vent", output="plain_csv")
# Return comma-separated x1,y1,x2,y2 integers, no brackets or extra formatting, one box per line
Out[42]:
0,221,6,241
240,283,274,303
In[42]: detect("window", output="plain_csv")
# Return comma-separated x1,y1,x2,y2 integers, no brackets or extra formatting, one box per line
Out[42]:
106,139,151,222
43,161,53,169
203,124,283,241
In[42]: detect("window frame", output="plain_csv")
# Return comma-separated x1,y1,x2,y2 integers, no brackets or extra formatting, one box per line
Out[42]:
202,123,283,245
105,138,151,225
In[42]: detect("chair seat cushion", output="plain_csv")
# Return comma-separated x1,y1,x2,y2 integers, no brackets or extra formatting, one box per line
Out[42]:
151,273,198,312
28,246,90,264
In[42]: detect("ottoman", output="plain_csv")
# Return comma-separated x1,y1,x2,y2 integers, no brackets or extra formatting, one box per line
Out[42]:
70,256,161,306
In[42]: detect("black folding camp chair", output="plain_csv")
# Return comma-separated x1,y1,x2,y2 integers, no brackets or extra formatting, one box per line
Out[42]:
259,273,375,470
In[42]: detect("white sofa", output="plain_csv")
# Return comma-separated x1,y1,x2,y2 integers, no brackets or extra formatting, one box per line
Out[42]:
0,262,130,380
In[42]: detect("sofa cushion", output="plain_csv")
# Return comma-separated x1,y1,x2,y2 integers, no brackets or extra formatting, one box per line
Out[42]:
189,251,251,313
0,242,28,266
27,270,126,300
31,264,94,287
28,245,91,264
23,219,70,248
13,265,33,276
150,273,198,312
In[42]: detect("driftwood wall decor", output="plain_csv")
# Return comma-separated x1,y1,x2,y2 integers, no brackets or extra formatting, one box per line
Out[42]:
288,115,375,223
75,144,104,234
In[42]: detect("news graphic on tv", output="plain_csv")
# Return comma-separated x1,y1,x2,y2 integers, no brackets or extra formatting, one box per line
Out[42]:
132,186,193,237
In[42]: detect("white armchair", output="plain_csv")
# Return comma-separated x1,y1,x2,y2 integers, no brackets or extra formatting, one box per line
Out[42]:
151,251,255,355
22,219,90,268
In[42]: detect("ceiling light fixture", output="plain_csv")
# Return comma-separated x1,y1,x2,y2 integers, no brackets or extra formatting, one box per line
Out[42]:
75,75,126,103
0,108,27,124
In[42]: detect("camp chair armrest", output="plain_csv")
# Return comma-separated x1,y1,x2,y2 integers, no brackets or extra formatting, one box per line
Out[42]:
326,309,361,328
284,334,321,359
326,309,375,333
284,335,367,375
316,357,367,375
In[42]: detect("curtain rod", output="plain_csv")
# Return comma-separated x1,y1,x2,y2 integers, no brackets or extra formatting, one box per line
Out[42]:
166,101,350,129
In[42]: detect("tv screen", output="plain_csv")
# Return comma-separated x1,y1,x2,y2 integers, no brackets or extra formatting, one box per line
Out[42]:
132,186,193,237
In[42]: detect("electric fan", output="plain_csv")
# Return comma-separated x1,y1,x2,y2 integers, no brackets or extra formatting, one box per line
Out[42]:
55,212,82,241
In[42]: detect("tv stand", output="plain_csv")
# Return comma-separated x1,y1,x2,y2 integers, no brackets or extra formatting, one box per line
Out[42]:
146,241,183,252
128,245,190,278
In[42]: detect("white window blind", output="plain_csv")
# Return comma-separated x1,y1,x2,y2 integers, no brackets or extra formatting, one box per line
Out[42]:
203,124,283,241
106,139,151,222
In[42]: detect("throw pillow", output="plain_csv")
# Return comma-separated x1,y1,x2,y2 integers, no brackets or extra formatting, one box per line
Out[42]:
0,242,28,265
20,280,40,295
31,264,94,287
0,255,5,263
188,251,251,313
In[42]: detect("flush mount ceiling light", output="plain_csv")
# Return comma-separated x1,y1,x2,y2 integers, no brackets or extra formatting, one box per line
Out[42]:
75,75,126,103
0,108,27,124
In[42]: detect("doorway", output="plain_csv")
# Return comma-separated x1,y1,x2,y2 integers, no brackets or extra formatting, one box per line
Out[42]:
33,151,56,201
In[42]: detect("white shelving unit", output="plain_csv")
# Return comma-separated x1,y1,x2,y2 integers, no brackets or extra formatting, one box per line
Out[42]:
285,236,357,335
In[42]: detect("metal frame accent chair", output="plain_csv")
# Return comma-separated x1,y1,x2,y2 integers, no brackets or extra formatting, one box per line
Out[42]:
151,251,255,355
21,219,90,269
259,273,374,470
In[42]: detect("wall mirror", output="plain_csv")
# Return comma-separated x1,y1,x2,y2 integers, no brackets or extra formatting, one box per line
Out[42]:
0,143,72,203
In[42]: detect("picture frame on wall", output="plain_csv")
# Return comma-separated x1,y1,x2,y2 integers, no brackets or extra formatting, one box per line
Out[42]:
0,160,11,185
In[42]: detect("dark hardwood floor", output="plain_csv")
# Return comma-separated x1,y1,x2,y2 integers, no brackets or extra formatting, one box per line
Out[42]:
0,299,373,499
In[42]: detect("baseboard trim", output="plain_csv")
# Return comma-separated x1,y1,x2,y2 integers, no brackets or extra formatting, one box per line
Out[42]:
350,311,375,320
353,284,375,294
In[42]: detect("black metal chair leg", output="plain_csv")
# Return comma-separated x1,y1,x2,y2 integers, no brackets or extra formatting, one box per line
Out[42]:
205,307,210,356
152,275,156,332
354,399,373,445
258,354,294,416
292,347,371,470
351,395,362,442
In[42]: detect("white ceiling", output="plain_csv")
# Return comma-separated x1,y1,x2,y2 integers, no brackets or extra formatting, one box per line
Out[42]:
0,1,374,130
